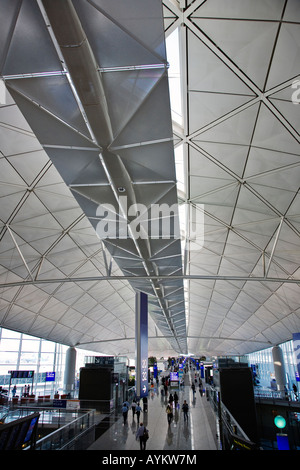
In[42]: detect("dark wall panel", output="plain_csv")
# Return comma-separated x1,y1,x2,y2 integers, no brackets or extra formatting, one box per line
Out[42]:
220,367,258,443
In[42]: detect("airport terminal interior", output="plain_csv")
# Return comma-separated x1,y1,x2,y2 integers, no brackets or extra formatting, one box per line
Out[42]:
0,0,300,452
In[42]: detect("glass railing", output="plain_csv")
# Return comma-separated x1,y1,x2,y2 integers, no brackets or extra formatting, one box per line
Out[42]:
30,408,95,450
254,387,300,403
206,384,260,450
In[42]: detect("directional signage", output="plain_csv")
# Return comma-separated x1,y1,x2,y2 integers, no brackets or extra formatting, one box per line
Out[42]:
135,292,148,399
46,372,55,382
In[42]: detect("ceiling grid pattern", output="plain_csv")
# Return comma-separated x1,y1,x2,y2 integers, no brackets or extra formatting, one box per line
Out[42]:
0,0,299,359
164,0,300,356
0,0,186,358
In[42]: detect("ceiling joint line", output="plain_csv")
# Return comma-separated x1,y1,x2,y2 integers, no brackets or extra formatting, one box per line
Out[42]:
5,225,33,281
260,0,288,92
1,275,299,290
98,64,167,73
3,71,67,81
110,137,174,151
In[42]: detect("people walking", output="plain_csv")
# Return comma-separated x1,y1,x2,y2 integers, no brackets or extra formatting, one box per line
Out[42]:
136,422,149,450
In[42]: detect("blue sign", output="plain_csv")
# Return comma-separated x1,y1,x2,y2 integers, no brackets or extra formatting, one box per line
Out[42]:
136,292,148,399
276,434,290,450
46,372,55,382
53,399,66,408
140,292,148,398
170,372,179,381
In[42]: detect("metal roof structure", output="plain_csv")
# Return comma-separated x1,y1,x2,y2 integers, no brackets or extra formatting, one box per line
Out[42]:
0,0,299,360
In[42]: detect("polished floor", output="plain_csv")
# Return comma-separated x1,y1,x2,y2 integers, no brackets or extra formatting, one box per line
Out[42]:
88,371,219,452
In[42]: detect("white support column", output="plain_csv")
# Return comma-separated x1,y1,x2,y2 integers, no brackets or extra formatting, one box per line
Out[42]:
272,346,286,397
64,346,76,396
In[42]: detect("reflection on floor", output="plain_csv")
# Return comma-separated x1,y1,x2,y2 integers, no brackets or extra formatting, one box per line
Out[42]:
88,372,218,451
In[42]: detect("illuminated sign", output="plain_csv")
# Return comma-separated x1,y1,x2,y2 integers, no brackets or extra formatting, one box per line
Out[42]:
46,372,55,382
9,371,34,379
170,372,179,381
136,292,148,399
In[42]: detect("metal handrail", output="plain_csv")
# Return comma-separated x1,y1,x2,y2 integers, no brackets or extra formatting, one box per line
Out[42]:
31,408,95,450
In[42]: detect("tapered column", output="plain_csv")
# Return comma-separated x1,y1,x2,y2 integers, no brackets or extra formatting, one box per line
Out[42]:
272,346,286,396
64,346,76,395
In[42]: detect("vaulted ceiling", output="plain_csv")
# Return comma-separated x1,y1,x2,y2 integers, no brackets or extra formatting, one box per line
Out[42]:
0,0,299,360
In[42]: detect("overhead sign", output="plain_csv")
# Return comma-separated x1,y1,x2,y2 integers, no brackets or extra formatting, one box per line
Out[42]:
46,372,55,382
9,370,34,379
95,356,114,366
170,372,179,381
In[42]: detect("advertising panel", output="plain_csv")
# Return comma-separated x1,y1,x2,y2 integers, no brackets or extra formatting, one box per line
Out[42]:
135,292,148,399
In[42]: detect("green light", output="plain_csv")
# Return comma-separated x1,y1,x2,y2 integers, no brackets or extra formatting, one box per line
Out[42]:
274,415,286,429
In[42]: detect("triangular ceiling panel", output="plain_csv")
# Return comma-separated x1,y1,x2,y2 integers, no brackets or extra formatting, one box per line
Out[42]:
7,76,92,138
1,0,63,75
265,23,300,90
190,17,279,89
111,75,173,148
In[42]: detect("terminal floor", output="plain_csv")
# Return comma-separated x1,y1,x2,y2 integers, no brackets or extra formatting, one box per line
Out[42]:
88,374,219,452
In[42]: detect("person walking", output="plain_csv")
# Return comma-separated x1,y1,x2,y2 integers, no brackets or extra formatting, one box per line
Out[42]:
199,379,204,397
293,383,298,400
182,400,189,422
143,396,148,412
174,391,179,407
166,404,173,426
131,400,137,418
122,402,128,425
136,422,149,450
136,402,142,423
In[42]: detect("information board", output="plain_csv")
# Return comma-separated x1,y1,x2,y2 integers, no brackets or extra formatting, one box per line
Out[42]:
135,292,148,398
